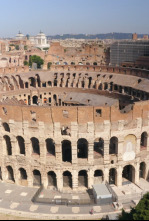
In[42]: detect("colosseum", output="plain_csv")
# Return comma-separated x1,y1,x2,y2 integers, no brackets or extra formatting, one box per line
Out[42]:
0,64,148,196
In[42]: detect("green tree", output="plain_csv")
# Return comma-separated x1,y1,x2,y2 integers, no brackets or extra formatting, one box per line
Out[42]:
29,55,44,69
24,61,29,66
24,45,28,50
15,45,19,50
47,62,52,69
119,193,149,220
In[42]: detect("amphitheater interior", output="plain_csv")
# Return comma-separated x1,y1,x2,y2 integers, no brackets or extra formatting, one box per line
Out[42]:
0,64,148,193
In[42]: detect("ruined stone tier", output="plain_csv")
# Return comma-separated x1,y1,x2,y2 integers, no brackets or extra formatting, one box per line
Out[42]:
0,67,148,192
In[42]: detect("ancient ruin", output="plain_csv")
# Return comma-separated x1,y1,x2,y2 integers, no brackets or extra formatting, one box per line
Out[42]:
0,64,148,193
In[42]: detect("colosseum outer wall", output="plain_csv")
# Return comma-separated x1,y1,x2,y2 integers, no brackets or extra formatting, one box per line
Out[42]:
0,101,148,191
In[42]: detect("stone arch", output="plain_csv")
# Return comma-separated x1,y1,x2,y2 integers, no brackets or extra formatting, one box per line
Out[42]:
31,137,40,155
46,139,55,156
63,171,72,188
141,132,148,150
109,137,118,155
33,170,42,186
19,168,28,186
6,166,15,182
4,135,12,155
109,168,117,185
77,138,88,159
32,95,38,105
47,171,57,188
78,170,88,188
140,162,146,179
29,77,36,87
62,140,72,163
94,170,104,184
94,138,104,159
17,136,25,155
3,122,10,132
122,165,135,183
19,168,27,180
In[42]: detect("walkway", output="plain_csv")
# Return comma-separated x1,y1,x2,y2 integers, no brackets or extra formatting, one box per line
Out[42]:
0,181,129,220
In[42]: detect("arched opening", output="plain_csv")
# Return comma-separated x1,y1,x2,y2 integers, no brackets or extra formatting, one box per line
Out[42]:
140,162,146,179
4,135,12,155
48,81,52,87
94,170,104,184
19,168,27,181
44,98,47,104
93,62,97,66
122,165,135,183
31,138,40,155
32,96,38,105
109,168,117,185
79,170,88,188
77,139,88,159
141,132,148,150
17,136,25,155
109,137,118,155
33,170,42,186
29,77,36,87
63,171,72,188
25,82,28,88
48,171,57,188
62,140,72,163
94,138,104,159
6,166,15,182
46,139,55,156
3,123,10,132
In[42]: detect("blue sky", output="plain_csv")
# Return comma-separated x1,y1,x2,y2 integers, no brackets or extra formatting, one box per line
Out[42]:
0,0,148,37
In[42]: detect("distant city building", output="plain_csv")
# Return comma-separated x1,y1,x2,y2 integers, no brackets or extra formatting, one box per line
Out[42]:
110,40,149,66
29,31,50,50
132,33,138,40
15,31,26,40
143,35,149,40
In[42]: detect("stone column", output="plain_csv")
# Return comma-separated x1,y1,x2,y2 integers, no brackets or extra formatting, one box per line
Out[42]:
40,140,46,163
71,142,78,165
88,169,94,189
57,171,63,192
41,169,48,189
55,143,62,165
135,162,140,185
104,167,109,184
11,138,17,156
28,170,34,188
117,166,123,187
136,137,141,155
25,140,32,158
88,141,94,165
72,170,78,191
118,137,124,162
104,140,110,163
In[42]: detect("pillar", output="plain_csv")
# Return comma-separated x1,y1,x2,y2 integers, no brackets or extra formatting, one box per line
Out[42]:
117,166,123,187
135,162,140,184
104,140,110,163
55,143,62,165
57,171,63,192
71,142,78,165
72,170,78,191
104,167,109,184
88,169,94,189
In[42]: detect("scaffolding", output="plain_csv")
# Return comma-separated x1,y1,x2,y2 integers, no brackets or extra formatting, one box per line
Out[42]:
110,40,149,66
